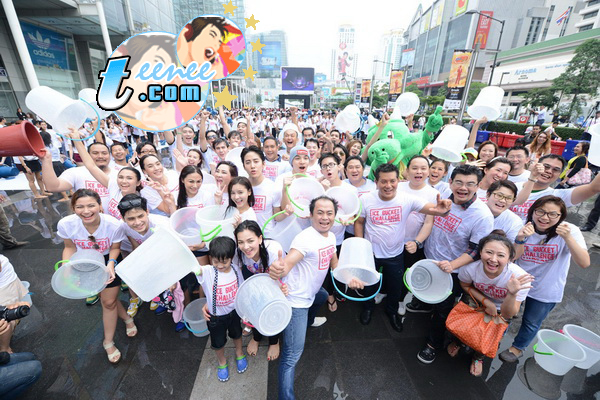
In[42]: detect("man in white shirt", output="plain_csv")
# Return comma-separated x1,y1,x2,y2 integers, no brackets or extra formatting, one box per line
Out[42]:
414,164,494,364
506,146,531,183
269,196,362,400
536,106,547,126
354,163,452,332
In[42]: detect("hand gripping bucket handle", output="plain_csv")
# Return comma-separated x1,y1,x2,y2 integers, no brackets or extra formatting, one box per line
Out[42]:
183,320,208,335
330,270,383,302
402,268,453,296
284,173,309,215
335,201,362,225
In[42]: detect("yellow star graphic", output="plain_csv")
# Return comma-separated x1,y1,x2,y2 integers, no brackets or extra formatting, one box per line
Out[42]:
222,0,237,16
243,65,258,81
245,14,260,30
213,86,237,110
251,38,266,54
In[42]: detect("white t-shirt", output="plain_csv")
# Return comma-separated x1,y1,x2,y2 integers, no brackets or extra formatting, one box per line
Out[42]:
507,170,531,184
509,184,574,222
428,179,451,198
476,188,489,203
399,182,439,243
458,261,530,309
106,177,125,221
264,159,291,181
0,255,18,289
306,163,322,179
201,146,221,169
516,222,586,303
119,214,170,252
425,198,494,262
235,240,283,275
359,190,427,258
240,207,257,223
343,178,376,235
493,210,524,242
329,182,358,245
60,167,117,214
57,213,125,255
283,226,336,308
197,264,243,316
140,170,180,215
252,178,281,234
184,184,217,208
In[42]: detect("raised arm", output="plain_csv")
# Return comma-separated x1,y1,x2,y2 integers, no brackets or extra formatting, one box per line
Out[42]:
218,106,230,136
466,117,487,149
163,129,176,146
67,129,110,187
198,110,210,152
40,151,73,192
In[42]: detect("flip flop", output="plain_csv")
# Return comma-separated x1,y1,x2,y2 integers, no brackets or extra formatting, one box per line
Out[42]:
327,298,337,312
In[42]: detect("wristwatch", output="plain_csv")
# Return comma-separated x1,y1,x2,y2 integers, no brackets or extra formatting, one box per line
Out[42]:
414,240,424,249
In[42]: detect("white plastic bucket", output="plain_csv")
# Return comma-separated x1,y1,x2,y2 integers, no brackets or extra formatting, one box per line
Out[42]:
52,254,109,300
467,86,504,121
183,298,209,337
431,125,470,163
333,238,380,286
325,186,361,223
195,205,239,243
534,329,587,376
395,92,420,116
266,214,304,253
170,207,202,246
115,227,198,302
335,108,361,133
235,273,292,336
589,129,600,167
404,259,453,304
25,86,88,134
563,324,600,369
79,88,112,120
286,177,324,218
225,146,248,177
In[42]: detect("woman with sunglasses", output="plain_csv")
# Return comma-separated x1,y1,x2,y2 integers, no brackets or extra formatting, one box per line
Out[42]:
499,196,590,363
57,189,134,364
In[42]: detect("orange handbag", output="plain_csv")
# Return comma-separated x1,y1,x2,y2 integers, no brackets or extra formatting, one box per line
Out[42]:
445,288,508,358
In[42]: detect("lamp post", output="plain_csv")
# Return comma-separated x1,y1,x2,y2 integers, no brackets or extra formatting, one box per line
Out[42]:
369,58,394,112
466,10,506,85
499,71,509,86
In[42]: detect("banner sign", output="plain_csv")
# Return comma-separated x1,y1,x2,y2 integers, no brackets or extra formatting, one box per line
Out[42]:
388,70,403,106
444,49,473,109
473,11,493,50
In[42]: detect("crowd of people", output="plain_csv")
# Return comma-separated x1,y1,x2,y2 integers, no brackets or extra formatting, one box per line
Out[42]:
0,104,598,399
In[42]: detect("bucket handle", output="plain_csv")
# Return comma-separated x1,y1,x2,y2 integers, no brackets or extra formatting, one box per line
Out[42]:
285,173,310,214
330,270,383,302
54,260,69,271
183,320,208,335
199,225,222,242
262,210,287,235
335,200,362,225
57,98,100,142
533,343,553,356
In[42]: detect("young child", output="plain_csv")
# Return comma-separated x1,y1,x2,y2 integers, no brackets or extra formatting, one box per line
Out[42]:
197,236,248,382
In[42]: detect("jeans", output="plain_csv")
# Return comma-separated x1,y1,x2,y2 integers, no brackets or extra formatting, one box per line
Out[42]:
363,253,405,315
0,352,42,399
278,287,327,400
512,297,556,351
427,273,463,350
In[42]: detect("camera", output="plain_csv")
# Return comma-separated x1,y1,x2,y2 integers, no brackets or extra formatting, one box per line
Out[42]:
0,305,30,322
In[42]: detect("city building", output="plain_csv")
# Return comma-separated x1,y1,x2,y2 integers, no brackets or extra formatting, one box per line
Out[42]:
400,0,585,95
576,0,600,31
373,29,405,81
247,30,288,79
330,24,358,85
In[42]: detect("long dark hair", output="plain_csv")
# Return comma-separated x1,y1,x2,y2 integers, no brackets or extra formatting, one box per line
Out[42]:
177,165,204,209
527,195,567,243
227,176,255,211
234,220,270,273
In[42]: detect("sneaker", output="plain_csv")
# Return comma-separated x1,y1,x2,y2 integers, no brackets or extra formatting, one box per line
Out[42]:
417,345,436,364
236,355,248,373
149,301,158,311
310,317,327,327
397,302,406,316
155,306,167,316
175,321,186,332
406,300,433,314
86,295,99,306
127,297,142,318
374,293,387,305
120,282,129,292
217,364,229,382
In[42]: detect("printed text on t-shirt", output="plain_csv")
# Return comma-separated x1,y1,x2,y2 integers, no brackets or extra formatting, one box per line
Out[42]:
433,213,462,233
318,245,336,270
521,243,558,264
369,206,402,225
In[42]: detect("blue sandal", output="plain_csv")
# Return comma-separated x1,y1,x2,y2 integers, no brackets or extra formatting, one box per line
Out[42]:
236,355,248,374
217,364,229,382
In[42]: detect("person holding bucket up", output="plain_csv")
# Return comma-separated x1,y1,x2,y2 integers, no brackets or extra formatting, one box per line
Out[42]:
499,196,589,363
354,163,452,332
449,231,533,376
233,220,285,361
57,189,135,364
415,165,494,364
268,196,364,400
195,236,248,382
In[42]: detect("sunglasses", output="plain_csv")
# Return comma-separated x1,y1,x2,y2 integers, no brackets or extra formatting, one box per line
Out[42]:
88,235,100,250
119,198,144,210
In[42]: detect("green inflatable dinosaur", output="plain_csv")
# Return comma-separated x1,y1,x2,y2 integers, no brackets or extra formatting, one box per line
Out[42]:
364,106,444,180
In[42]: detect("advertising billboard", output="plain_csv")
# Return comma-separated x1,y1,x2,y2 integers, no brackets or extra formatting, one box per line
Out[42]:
258,41,281,71
455,0,469,16
473,11,493,50
315,73,327,83
444,49,473,109
336,41,354,81
281,67,315,91
388,70,403,107
400,48,415,67
360,79,371,107
21,21,76,70
431,2,444,28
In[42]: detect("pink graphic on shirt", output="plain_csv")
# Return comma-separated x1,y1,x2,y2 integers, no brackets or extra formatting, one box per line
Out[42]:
85,180,109,197
263,165,278,179
318,245,336,270
474,282,508,300
433,213,462,233
521,243,558,264
215,279,238,307
253,195,266,212
370,206,402,225
73,237,110,253
510,199,535,220
108,198,122,220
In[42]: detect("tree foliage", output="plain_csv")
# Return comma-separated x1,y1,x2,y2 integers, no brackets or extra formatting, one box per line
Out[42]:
521,88,559,108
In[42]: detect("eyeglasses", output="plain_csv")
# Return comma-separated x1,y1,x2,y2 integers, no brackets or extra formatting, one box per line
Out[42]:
534,209,561,219
207,135,217,140
542,163,562,174
140,149,156,155
88,235,100,250
119,198,144,209
507,154,526,160
491,192,514,202
451,180,478,188
321,162,338,170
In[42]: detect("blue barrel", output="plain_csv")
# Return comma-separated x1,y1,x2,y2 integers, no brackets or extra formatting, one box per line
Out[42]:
562,140,580,161
476,130,490,143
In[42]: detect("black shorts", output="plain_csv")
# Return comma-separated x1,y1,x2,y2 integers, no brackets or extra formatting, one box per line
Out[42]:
179,272,198,291
103,253,123,288
52,161,66,177
207,309,242,349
